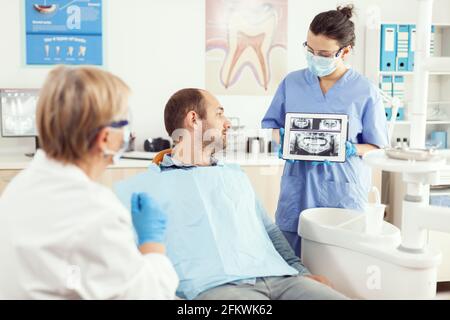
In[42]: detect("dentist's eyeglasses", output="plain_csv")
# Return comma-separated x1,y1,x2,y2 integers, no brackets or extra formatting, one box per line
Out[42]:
303,42,344,58
88,120,130,147
108,120,129,129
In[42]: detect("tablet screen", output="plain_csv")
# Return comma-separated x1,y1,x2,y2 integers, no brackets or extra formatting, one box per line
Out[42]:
282,113,349,162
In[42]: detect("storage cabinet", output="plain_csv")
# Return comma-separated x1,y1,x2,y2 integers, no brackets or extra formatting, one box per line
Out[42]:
0,170,19,194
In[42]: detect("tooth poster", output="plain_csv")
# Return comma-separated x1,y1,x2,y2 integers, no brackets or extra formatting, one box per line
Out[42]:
25,0,103,65
206,0,288,96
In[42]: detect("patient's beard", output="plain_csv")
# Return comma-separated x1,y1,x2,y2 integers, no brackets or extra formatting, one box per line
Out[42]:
202,127,227,158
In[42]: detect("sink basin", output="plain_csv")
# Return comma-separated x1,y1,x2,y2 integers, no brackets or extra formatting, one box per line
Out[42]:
298,208,442,299
299,208,401,249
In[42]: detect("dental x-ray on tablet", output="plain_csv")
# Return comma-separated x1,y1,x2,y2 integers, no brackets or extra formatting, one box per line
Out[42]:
282,113,348,163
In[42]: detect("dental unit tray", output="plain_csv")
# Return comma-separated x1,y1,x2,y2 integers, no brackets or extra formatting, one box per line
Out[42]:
385,147,441,161
282,113,349,163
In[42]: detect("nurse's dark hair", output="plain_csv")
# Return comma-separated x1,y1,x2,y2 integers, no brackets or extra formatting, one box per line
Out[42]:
164,88,207,136
309,4,356,47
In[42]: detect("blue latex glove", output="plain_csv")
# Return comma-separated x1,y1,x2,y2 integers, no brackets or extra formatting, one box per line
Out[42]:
278,128,295,164
131,192,168,245
346,141,358,158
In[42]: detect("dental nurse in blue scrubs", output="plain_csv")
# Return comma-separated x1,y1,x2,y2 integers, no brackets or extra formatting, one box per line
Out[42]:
262,5,389,256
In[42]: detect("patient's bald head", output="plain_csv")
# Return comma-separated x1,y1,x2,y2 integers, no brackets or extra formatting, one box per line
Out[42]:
164,88,207,136
164,89,230,141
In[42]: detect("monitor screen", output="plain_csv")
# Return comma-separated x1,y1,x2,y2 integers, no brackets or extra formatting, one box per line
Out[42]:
0,89,39,137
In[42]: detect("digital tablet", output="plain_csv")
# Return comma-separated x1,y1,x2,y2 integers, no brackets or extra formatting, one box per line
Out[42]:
282,113,349,163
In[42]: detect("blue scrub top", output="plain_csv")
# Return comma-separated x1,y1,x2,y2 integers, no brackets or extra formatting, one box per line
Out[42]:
262,68,389,233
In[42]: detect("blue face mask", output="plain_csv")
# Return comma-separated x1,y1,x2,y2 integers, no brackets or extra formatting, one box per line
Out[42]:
306,51,340,77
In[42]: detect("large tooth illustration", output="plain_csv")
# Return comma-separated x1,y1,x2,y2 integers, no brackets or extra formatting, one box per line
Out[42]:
221,4,277,90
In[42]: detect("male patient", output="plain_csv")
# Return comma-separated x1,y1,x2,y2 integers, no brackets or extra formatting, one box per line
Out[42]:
115,88,347,300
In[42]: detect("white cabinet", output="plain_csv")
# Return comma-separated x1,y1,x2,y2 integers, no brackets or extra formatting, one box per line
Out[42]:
366,23,450,282
0,170,18,194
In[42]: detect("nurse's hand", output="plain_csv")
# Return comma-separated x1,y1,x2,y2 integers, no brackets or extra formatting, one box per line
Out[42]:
345,141,358,158
131,192,168,246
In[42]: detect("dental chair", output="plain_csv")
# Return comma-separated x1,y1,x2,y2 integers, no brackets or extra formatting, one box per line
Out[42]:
152,149,172,165
152,147,185,301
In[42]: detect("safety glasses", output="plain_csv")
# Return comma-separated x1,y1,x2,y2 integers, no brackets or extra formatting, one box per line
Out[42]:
88,119,130,148
108,120,129,129
303,41,345,58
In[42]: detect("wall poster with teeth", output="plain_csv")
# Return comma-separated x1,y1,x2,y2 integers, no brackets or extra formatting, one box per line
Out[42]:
206,0,287,95
282,113,349,163
25,0,103,65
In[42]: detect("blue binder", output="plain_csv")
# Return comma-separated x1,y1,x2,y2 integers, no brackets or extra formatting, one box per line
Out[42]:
385,108,393,121
397,25,410,71
430,25,436,56
395,107,405,121
393,76,405,104
380,24,397,71
380,75,393,97
408,25,416,71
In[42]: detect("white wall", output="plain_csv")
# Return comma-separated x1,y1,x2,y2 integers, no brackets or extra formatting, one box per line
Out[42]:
1,0,449,154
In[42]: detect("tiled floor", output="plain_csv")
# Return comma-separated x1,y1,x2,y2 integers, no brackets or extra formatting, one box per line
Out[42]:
435,282,450,300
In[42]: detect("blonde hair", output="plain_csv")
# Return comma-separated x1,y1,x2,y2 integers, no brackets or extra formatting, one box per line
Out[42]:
36,66,130,163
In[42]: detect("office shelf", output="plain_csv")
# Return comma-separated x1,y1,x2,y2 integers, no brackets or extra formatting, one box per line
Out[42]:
427,120,450,124
388,121,411,125
388,120,450,126
379,71,414,76
380,71,450,76
366,22,450,145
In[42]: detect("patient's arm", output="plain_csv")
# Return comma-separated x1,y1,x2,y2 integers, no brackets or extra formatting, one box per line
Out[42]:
265,223,335,287
255,198,311,275
266,224,311,275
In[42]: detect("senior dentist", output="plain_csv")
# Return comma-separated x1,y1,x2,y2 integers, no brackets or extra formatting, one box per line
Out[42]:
0,66,178,299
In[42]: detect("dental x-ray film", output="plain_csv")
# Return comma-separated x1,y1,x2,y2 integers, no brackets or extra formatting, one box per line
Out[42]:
282,113,348,162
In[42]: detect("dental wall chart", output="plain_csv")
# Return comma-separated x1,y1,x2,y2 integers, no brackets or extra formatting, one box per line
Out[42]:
206,0,287,95
25,0,103,65
282,113,349,163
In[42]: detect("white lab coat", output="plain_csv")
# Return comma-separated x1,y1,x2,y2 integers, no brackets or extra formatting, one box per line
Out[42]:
0,150,178,299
